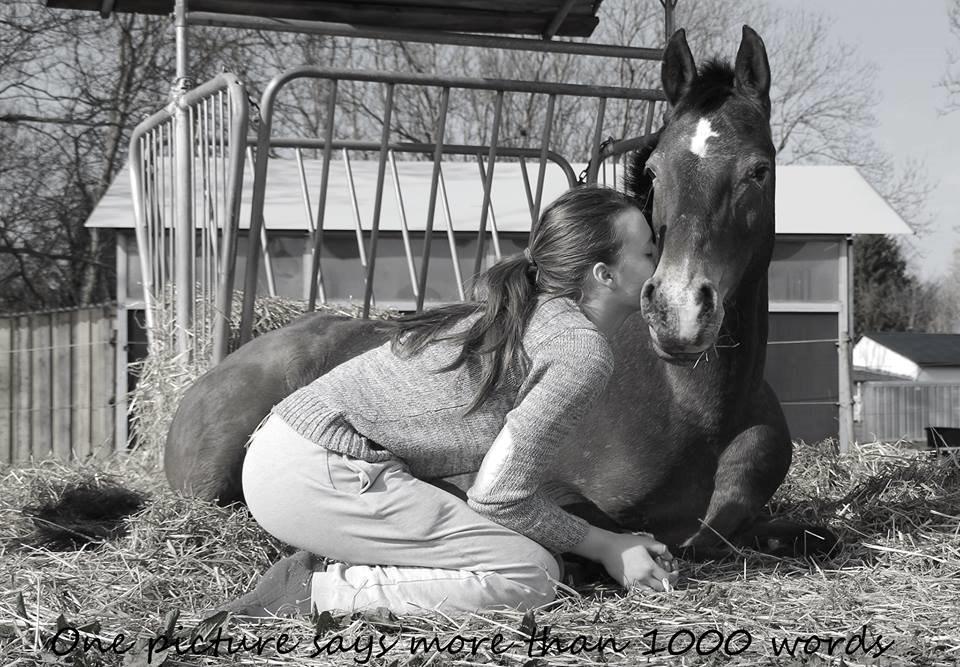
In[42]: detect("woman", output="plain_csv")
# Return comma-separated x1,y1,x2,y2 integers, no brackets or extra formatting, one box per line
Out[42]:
224,185,677,618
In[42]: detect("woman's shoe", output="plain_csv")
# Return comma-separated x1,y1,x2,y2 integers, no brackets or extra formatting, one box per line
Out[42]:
222,550,322,618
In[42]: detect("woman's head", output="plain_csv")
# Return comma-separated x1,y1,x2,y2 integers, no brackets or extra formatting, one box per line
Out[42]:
526,185,651,300
392,185,652,413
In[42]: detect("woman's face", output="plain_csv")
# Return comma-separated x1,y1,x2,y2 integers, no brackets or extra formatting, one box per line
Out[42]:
607,207,658,313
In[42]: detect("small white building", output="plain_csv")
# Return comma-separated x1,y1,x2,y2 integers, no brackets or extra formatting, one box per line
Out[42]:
854,332,960,382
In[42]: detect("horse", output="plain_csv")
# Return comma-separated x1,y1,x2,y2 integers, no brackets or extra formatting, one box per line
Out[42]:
164,26,836,559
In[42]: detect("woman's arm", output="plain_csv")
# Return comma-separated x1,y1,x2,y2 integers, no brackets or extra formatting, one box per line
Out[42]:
466,328,613,553
569,525,679,591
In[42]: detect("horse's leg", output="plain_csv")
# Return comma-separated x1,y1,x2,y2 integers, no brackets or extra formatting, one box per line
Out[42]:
679,420,789,559
680,385,788,555
681,388,837,559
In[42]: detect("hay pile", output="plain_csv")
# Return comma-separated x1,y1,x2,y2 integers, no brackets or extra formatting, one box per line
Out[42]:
3,440,959,666
4,299,959,665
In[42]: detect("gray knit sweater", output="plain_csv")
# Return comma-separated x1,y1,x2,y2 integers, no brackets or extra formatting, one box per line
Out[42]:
272,295,614,553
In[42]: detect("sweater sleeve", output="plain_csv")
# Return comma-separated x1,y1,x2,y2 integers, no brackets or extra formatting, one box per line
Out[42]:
466,327,614,553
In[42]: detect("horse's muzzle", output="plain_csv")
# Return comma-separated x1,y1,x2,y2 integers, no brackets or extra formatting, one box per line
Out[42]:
641,277,723,360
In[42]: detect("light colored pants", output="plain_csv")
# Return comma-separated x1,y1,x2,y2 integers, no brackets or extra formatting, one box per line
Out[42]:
242,414,560,616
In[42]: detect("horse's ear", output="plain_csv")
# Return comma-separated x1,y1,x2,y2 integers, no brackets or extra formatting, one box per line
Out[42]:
734,25,771,114
662,29,696,107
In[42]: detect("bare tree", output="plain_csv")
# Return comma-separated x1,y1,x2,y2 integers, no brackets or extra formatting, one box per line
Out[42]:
2,0,939,313
943,0,960,112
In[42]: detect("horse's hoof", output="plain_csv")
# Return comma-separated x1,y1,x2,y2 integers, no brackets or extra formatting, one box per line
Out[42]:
756,525,839,558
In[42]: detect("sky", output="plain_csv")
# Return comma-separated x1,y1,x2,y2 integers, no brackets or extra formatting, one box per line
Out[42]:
767,0,960,281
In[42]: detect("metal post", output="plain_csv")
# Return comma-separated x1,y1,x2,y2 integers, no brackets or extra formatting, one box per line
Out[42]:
307,79,338,312
437,167,466,301
173,0,192,358
473,90,504,280
531,94,556,225
837,236,855,453
414,86,451,313
586,97,607,184
662,0,677,40
389,151,420,300
361,83,396,318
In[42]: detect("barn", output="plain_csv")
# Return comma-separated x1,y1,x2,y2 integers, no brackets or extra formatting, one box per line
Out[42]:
87,158,912,451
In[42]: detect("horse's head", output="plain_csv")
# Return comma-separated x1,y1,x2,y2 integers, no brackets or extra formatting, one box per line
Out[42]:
633,26,776,364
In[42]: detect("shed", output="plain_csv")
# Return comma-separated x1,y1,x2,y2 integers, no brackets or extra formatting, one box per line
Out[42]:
854,333,960,383
88,160,913,447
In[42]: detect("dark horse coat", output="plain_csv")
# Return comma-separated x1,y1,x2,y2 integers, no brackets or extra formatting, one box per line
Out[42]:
165,27,836,559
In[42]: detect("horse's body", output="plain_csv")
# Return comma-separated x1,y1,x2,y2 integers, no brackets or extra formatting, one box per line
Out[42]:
165,27,834,557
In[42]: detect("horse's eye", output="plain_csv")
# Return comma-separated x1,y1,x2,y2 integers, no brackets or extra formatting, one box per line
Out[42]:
644,166,658,183
749,163,770,184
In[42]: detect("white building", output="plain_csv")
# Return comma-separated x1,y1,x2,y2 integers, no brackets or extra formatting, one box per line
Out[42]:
854,333,960,383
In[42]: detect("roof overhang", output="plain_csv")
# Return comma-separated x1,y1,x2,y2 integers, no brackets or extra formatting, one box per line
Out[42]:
44,0,603,37
87,161,916,236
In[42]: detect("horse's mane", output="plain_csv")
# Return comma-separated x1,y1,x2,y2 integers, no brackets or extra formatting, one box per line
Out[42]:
684,58,737,115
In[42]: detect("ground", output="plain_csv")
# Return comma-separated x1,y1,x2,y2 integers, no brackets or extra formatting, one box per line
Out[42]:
2,439,959,667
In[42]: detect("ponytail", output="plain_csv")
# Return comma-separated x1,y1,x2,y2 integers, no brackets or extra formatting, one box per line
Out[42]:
391,253,537,414
391,185,640,414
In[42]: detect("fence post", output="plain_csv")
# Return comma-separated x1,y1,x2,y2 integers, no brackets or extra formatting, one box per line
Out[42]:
837,236,854,453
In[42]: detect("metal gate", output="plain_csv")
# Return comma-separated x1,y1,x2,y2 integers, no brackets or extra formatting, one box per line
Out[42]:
128,73,249,365
239,67,665,343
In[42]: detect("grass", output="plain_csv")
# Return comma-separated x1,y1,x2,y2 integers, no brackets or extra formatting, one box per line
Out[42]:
2,298,959,665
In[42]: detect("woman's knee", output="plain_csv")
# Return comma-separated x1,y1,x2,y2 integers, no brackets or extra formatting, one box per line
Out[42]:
499,551,560,608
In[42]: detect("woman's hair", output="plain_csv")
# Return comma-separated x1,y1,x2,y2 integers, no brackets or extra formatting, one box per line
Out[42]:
391,185,640,413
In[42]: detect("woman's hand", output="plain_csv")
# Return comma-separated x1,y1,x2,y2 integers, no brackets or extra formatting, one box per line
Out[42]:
570,525,679,591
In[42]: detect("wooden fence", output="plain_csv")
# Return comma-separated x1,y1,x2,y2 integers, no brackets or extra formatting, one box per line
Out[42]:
0,305,116,464
856,381,960,444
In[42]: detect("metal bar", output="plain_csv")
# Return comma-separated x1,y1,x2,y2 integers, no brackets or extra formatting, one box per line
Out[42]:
532,94,557,224
415,86,451,313
476,156,502,262
644,99,657,135
243,66,663,103
261,136,578,185
295,148,316,235
188,13,665,62
473,90,503,280
519,157,536,222
542,0,577,40
174,88,193,358
238,74,280,343
586,97,607,184
389,150,419,299
361,83,395,318
662,0,677,40
128,136,155,347
175,0,188,82
247,146,278,297
307,79,338,311
599,131,661,162
212,75,247,363
343,149,369,269
437,167,466,301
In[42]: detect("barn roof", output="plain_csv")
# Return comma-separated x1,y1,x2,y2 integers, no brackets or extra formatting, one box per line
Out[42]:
44,0,603,37
859,333,960,368
86,160,915,236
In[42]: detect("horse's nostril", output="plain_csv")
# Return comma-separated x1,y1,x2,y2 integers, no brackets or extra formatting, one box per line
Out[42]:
698,284,718,312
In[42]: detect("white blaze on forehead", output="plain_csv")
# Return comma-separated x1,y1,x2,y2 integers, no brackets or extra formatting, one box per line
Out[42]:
689,118,719,158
